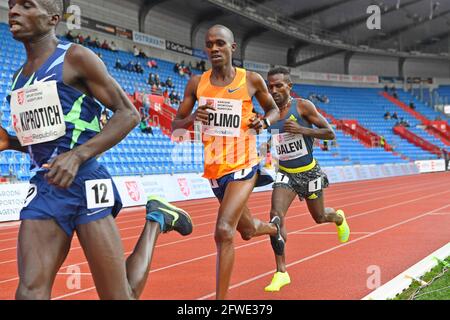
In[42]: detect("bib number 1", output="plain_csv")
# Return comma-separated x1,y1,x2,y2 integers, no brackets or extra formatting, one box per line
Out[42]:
308,178,322,192
86,179,115,209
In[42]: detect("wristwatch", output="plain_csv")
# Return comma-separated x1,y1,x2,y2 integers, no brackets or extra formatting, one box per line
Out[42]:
262,118,271,129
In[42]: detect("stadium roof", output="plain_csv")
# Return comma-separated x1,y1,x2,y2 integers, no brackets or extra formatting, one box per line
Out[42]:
131,0,450,64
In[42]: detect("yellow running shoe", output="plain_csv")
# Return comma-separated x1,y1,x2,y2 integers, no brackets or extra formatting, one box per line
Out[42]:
336,210,350,243
264,272,291,292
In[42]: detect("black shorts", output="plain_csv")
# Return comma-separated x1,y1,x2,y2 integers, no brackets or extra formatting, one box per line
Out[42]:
273,162,329,201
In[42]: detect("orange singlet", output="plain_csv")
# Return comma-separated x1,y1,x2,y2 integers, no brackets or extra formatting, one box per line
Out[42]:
196,67,259,179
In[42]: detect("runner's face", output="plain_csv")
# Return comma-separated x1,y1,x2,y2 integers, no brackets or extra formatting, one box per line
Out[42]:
8,0,57,41
268,74,292,107
205,30,236,68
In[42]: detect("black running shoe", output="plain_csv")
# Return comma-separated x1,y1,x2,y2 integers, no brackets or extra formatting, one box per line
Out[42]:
146,196,193,236
270,216,285,256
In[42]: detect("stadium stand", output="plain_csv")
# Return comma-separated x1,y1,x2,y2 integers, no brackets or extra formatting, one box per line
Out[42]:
0,22,445,181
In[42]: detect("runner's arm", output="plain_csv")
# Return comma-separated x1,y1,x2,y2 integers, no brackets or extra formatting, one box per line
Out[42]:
45,45,140,188
0,127,27,153
1,70,29,153
248,72,280,131
172,75,214,131
284,99,335,140
172,75,200,131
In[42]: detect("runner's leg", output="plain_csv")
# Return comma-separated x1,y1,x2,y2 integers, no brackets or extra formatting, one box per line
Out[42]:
16,220,72,300
76,215,161,299
215,174,259,300
306,192,343,225
269,187,297,272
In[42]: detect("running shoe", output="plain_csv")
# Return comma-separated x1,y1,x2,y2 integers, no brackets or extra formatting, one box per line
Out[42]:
264,272,291,292
146,196,193,236
270,216,285,256
336,209,350,243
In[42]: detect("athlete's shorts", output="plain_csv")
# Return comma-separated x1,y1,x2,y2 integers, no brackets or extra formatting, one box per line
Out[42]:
209,165,274,201
273,162,329,201
20,158,123,237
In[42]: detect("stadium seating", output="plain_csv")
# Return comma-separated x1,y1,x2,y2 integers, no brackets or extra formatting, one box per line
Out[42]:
0,23,442,181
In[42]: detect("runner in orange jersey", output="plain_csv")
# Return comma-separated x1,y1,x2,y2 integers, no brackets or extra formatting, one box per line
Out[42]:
172,25,283,299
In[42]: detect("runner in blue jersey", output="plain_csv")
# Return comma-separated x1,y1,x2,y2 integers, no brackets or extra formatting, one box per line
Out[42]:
0,0,192,300
263,67,350,292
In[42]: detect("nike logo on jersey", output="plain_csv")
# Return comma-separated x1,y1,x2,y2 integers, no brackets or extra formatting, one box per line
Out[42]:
227,87,241,94
33,74,56,85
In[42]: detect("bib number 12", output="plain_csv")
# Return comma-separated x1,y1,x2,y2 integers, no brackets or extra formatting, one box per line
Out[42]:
86,179,115,209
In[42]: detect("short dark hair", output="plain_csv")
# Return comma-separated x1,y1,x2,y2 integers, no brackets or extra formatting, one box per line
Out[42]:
207,25,235,44
268,67,292,83
39,0,64,17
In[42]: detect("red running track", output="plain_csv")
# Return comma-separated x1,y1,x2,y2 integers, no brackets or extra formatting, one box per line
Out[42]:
0,172,449,300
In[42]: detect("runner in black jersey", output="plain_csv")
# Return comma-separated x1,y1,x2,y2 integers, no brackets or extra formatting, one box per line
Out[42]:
263,67,350,292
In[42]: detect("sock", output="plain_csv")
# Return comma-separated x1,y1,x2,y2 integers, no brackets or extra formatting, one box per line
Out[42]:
146,211,165,231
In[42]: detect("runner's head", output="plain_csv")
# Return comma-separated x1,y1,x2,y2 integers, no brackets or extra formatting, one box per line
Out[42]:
267,67,293,108
8,0,63,41
205,25,236,68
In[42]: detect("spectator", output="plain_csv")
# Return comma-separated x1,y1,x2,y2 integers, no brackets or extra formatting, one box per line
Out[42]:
84,35,91,45
393,92,398,99
77,34,84,45
110,41,118,52
174,63,181,75
380,136,386,149
183,65,192,77
322,140,329,151
383,111,391,120
89,37,100,48
154,74,161,87
165,77,174,89
392,112,398,120
442,149,449,171
100,109,110,129
115,59,123,69
139,116,154,135
133,45,140,57
101,40,110,50
148,59,158,69
163,89,171,105
96,52,103,60
384,84,388,92
148,73,156,86
200,60,206,72
139,49,148,58
125,61,135,72
390,85,396,93
135,62,144,74
409,101,415,110
66,31,75,42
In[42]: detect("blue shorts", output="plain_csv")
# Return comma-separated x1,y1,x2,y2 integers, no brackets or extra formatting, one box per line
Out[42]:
209,165,274,201
20,158,123,237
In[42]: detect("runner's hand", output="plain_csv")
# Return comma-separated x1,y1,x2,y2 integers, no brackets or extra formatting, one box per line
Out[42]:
0,127,9,152
248,117,264,134
284,120,306,135
44,150,84,189
194,104,215,124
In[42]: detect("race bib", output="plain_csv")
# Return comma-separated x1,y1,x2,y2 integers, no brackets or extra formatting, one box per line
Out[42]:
275,172,290,184
308,177,322,192
199,97,242,137
85,179,115,210
233,167,253,180
10,81,66,146
273,133,308,161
